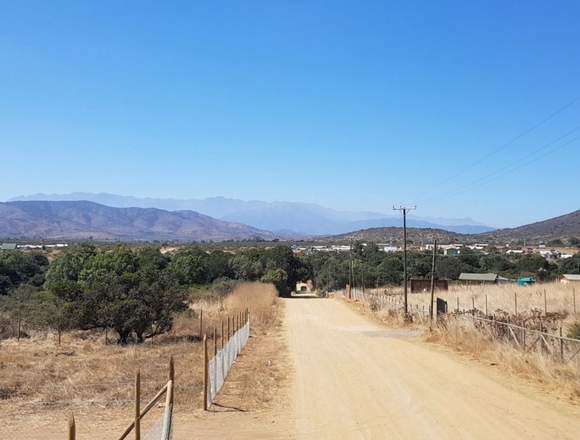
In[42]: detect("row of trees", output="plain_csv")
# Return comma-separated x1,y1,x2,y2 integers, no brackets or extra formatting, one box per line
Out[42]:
305,243,580,292
3,242,577,342
0,244,307,343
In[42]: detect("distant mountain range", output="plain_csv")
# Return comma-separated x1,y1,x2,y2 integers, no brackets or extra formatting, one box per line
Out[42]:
1,197,578,244
8,193,495,235
0,201,275,241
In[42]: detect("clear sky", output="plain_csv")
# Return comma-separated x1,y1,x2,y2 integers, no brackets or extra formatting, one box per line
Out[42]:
1,1,579,227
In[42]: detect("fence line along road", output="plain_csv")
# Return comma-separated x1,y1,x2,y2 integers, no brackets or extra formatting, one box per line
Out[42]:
466,314,580,363
341,287,580,365
65,309,251,439
204,309,250,410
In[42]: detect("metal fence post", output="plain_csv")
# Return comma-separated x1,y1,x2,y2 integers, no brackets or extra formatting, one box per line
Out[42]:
213,327,217,356
560,327,564,361
203,334,209,410
135,370,141,440
199,309,203,339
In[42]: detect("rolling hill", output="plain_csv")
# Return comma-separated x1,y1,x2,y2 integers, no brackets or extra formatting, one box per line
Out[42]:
0,201,276,242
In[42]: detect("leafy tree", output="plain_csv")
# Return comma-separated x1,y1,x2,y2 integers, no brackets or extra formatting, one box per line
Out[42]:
560,254,580,274
261,268,289,296
0,251,49,295
480,255,514,273
167,248,209,285
46,246,187,344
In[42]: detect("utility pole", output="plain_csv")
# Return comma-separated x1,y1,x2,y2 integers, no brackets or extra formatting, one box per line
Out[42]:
429,239,438,322
393,204,416,317
349,239,354,298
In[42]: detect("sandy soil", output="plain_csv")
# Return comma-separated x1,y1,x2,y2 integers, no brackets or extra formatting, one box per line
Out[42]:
287,298,580,439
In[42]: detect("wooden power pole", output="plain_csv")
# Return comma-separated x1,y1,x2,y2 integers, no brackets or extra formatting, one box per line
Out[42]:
393,204,416,317
429,239,438,322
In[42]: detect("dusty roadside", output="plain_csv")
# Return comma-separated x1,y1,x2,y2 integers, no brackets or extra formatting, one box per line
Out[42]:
1,298,290,439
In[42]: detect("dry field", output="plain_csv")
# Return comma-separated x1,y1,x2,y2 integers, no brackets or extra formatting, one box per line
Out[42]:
0,282,284,439
366,282,579,330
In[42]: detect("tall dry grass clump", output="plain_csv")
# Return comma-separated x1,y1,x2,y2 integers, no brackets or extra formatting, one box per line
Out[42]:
225,282,278,329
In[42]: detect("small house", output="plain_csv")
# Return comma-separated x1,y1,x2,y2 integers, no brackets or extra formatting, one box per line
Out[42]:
0,243,17,251
458,273,499,285
561,274,580,284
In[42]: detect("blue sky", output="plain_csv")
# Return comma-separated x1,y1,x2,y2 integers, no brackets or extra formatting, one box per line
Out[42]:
1,1,579,227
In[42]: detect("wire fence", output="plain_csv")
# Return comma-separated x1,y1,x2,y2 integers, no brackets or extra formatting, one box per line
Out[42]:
341,287,580,365
63,309,252,439
204,310,250,409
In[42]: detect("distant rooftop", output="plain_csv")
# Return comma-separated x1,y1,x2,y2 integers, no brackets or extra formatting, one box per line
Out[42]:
563,274,580,281
0,243,17,250
459,273,498,282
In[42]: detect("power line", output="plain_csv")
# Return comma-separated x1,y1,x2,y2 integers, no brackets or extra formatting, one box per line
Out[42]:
422,96,580,199
444,124,580,200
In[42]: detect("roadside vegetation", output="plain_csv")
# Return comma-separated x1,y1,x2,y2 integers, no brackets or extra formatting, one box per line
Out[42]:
306,242,580,293
0,281,282,434
0,244,306,344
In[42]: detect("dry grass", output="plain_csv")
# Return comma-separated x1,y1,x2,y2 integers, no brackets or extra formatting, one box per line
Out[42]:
426,318,580,400
0,282,281,419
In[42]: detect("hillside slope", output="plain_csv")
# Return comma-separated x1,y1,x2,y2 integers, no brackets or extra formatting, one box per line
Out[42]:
481,210,580,242
0,201,276,241
320,226,465,244
322,209,580,244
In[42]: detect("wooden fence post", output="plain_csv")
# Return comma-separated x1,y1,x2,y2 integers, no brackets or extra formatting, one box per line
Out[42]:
203,334,209,411
514,292,518,316
456,297,459,313
169,356,174,383
485,295,488,316
199,310,203,339
135,370,141,440
472,297,475,315
544,290,547,316
221,320,225,348
228,316,231,340
574,288,576,315
68,414,76,440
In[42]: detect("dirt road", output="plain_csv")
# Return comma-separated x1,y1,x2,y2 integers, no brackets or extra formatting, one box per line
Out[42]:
287,298,580,439
7,297,580,439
